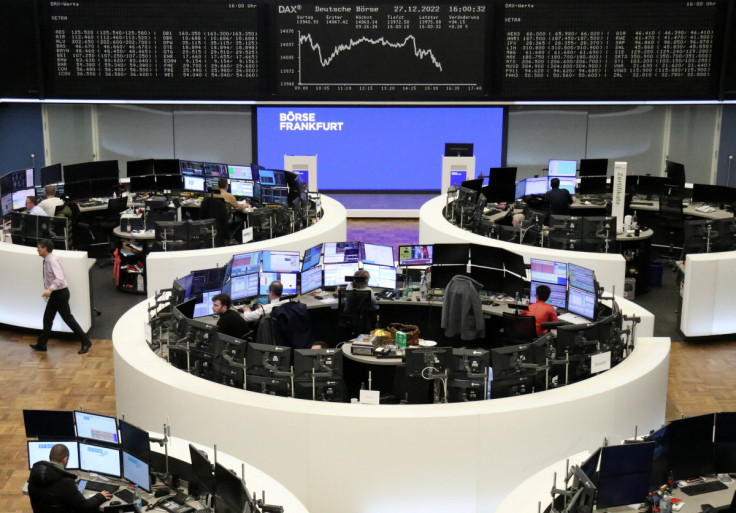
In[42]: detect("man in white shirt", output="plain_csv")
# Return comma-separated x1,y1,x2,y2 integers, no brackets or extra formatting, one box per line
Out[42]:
242,281,289,323
26,196,48,216
38,186,65,217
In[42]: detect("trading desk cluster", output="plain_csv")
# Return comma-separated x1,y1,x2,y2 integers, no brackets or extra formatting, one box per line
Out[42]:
544,412,736,513
22,408,284,513
145,241,638,404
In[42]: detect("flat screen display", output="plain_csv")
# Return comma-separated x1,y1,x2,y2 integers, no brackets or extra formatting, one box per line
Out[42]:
549,176,576,194
300,265,323,295
229,273,259,301
230,180,254,197
231,251,261,277
256,107,504,191
24,409,76,439
568,263,596,293
192,289,221,318
228,165,253,181
530,281,567,310
119,419,150,463
548,159,577,177
530,259,568,286
525,177,549,195
302,243,323,271
183,176,205,192
12,187,35,210
28,440,79,469
1,193,13,215
180,160,204,176
361,243,394,267
323,241,361,264
262,250,301,273
258,272,298,296
579,158,608,177
40,163,63,186
567,287,597,321
79,442,121,477
74,411,118,444
122,451,151,492
323,262,360,288
363,263,397,290
398,245,433,266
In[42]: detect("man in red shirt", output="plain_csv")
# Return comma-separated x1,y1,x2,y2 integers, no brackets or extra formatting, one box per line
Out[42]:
523,284,559,335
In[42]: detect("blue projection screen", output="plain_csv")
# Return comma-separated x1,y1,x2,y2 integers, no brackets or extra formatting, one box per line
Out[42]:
256,107,504,191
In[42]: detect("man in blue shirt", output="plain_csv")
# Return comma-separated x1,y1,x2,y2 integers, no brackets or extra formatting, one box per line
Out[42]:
26,196,48,216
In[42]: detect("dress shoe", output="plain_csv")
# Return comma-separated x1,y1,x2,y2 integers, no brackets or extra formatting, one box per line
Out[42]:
78,342,92,355
29,343,47,352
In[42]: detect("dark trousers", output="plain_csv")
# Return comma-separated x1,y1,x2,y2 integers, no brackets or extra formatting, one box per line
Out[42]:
38,288,90,347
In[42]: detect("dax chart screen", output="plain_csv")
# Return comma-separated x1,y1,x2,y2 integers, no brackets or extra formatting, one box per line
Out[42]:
274,2,489,100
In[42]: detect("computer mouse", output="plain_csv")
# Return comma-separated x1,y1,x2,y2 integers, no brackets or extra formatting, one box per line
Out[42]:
110,501,121,506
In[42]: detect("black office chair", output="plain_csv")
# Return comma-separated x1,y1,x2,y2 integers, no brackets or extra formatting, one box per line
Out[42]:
93,197,130,266
502,312,537,343
199,196,228,247
336,289,374,341
654,193,685,265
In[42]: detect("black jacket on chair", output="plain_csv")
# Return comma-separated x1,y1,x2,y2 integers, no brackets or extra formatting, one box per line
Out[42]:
28,460,107,513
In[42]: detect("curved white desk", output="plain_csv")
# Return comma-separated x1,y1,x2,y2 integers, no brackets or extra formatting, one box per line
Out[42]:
0,243,92,332
114,295,664,513
145,195,347,297
681,251,736,337
419,196,627,299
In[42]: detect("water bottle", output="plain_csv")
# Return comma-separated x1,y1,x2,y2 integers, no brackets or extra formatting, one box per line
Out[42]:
515,291,520,304
134,484,142,509
632,210,638,230
660,490,672,513
419,271,428,297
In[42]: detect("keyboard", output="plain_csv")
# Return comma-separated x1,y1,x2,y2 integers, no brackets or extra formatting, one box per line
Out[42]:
79,200,105,207
114,487,149,506
84,480,119,493
679,480,728,495
631,201,654,206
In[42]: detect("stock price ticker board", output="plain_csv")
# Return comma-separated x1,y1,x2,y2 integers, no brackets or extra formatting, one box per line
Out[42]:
38,0,268,100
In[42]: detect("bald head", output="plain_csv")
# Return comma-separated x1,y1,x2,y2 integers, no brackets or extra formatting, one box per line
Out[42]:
49,444,69,464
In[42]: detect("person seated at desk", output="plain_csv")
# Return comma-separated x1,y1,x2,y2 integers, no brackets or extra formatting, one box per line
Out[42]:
26,196,48,216
213,177,249,212
522,284,559,335
345,269,378,307
28,443,112,513
242,280,289,323
212,292,250,339
545,177,573,215
38,186,65,217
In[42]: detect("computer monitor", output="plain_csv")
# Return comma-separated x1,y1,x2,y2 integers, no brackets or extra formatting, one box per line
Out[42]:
227,165,253,180
323,262,361,288
635,175,671,198
203,162,226,178
227,272,259,302
323,241,361,264
74,411,119,444
187,219,216,249
525,177,549,196
433,243,469,265
578,158,608,177
568,263,596,293
214,462,251,513
192,289,221,318
230,179,254,197
361,243,394,267
1,193,13,215
23,409,76,439
488,167,517,185
530,259,568,286
362,263,397,289
183,175,206,193
260,185,289,207
63,160,118,183
398,244,433,266
460,178,484,193
246,342,292,378
582,216,617,241
404,346,453,378
122,451,151,492
429,264,466,289
302,243,323,271
548,159,577,177
256,169,287,186
691,184,736,206
180,160,204,176
567,286,597,321
665,160,686,183
126,159,154,177
300,265,323,295
444,142,473,157
468,265,504,293
129,175,157,193
258,272,298,296
649,414,716,487
480,184,516,204
714,412,736,473
79,442,122,477
155,174,183,191
293,348,344,381
119,419,150,462
491,343,534,378
555,322,600,357
262,250,301,273
450,348,490,379
577,176,608,195
40,163,62,186
530,281,567,309
189,267,227,298
89,177,119,198
12,187,35,210
189,444,215,497
549,176,576,194
28,440,80,470
596,442,655,509
514,179,527,200
231,251,261,277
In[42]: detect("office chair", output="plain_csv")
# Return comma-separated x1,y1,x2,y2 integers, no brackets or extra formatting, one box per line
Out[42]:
199,196,228,247
654,193,685,265
681,219,719,256
502,312,537,343
92,196,129,266
249,209,274,241
336,289,374,341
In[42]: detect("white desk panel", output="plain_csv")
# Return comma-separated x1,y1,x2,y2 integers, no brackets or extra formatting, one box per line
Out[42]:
681,251,736,337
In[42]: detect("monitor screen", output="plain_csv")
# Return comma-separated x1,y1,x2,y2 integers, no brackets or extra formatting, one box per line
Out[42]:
23,409,76,439
530,259,568,286
12,187,35,210
180,160,204,176
324,241,361,264
514,179,527,200
231,251,261,277
302,243,323,271
398,245,433,266
577,176,608,195
122,451,151,492
363,263,397,289
568,263,596,293
596,442,655,509
189,444,215,496
155,174,183,191
79,442,121,477
63,161,119,183
579,158,608,177
126,159,154,177
635,175,672,198
445,142,474,157
662,413,716,482
433,243,470,265
214,462,250,513
119,419,150,463
257,169,287,186
129,175,157,193
361,243,394,267
227,165,253,180
89,177,119,198
488,167,517,185
525,177,549,195
230,179,254,197
530,281,567,309
228,272,259,301
74,411,119,444
293,348,344,381
259,272,298,296
405,346,454,378
28,440,79,470
300,265,323,295
262,250,301,273
1,193,13,215
548,159,577,177
203,162,226,178
323,262,360,288
40,163,63,186
192,289,221,318
183,175,205,192
665,160,686,183
549,176,576,194
567,287,597,321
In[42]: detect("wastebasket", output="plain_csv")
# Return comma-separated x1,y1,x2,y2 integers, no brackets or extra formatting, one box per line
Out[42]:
648,261,664,288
